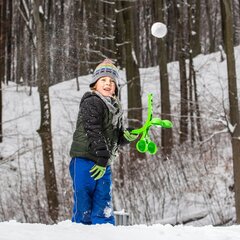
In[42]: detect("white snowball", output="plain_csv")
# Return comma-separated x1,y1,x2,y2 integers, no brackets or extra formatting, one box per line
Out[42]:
151,22,167,38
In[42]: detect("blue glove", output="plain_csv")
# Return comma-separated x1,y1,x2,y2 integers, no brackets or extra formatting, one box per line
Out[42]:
123,130,139,142
90,164,106,180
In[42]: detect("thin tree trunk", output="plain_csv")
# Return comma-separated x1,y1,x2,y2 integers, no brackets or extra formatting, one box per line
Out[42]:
121,1,142,127
67,0,80,83
205,0,215,52
167,0,177,62
191,0,201,57
0,0,7,143
52,0,65,84
16,13,24,85
193,68,203,142
121,0,143,161
6,0,12,84
0,67,2,143
220,0,240,224
176,1,188,144
155,0,173,156
33,0,59,223
189,55,194,145
115,0,125,67
187,2,194,144
188,0,203,144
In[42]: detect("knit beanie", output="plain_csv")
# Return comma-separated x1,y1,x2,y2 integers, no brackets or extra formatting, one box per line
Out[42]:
90,59,120,96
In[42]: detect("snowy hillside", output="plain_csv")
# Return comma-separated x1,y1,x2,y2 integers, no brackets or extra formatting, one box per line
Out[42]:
0,47,240,230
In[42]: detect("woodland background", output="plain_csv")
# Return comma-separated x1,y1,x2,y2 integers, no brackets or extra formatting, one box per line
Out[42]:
0,0,240,225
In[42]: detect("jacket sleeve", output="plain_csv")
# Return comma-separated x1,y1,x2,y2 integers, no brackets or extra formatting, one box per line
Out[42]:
118,127,133,146
80,96,110,167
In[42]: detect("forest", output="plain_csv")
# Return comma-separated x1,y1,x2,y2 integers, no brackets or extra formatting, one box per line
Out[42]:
0,0,240,225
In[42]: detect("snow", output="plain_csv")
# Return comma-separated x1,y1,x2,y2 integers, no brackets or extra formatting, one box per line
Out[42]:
39,6,44,15
1,44,240,238
1,220,240,240
151,22,167,38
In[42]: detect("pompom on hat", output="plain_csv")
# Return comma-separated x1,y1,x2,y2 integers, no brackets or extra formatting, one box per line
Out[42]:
90,59,120,96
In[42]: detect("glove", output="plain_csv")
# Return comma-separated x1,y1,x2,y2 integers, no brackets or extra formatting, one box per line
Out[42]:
123,130,139,142
90,164,106,180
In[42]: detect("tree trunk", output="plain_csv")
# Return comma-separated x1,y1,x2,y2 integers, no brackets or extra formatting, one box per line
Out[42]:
187,0,203,143
0,0,7,143
155,0,173,156
6,0,12,85
52,0,65,84
33,0,59,223
231,0,240,45
78,0,89,75
167,0,177,62
15,13,24,85
193,66,203,142
191,0,201,57
220,0,240,224
121,0,143,161
67,0,81,83
205,0,215,53
115,0,125,67
188,1,194,145
176,1,188,144
0,69,2,143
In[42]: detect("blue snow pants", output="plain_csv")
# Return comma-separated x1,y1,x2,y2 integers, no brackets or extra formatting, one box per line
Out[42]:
69,157,115,225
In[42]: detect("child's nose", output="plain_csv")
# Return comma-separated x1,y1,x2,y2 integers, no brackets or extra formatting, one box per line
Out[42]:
105,80,111,85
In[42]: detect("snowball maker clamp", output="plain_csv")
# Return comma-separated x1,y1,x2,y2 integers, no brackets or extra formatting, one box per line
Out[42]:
131,93,173,155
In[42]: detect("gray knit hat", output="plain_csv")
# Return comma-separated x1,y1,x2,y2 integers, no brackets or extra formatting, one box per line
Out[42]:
90,59,120,96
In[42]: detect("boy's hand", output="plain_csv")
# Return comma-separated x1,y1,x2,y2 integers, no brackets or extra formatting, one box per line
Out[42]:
123,130,139,142
90,164,106,180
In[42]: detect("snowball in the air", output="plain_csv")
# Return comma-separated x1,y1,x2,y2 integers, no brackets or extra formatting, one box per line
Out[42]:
151,22,167,38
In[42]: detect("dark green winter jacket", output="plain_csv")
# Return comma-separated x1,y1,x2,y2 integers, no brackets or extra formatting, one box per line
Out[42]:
70,91,128,167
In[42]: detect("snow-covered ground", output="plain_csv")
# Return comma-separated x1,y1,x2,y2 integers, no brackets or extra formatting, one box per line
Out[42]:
1,220,240,240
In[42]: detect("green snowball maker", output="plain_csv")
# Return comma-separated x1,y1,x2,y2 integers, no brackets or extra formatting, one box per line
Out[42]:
131,93,173,155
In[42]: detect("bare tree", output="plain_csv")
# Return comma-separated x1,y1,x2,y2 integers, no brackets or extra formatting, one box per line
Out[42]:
6,0,12,85
154,0,173,156
32,0,59,223
52,0,65,84
166,0,177,62
190,0,201,57
187,0,203,143
220,0,240,224
115,0,125,67
205,0,216,53
66,0,81,87
232,0,240,45
120,0,143,161
176,1,188,144
0,0,7,143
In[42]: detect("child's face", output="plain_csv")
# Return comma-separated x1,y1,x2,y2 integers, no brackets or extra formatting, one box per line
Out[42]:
94,76,116,97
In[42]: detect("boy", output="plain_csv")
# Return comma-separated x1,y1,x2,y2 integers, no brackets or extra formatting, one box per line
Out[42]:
69,59,138,225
